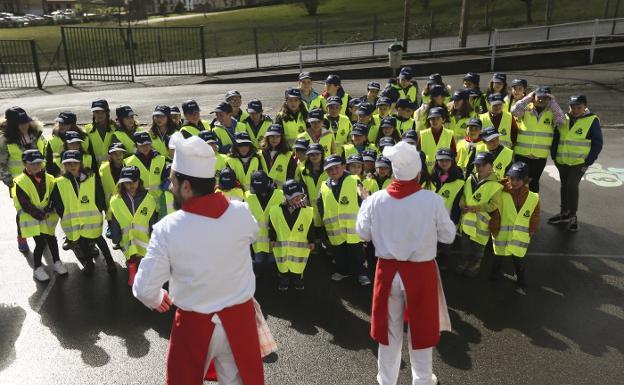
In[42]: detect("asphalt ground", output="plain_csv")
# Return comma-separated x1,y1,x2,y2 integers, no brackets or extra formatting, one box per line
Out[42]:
1,63,623,385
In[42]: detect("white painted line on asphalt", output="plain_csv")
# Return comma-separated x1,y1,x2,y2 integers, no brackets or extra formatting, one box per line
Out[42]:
32,272,58,313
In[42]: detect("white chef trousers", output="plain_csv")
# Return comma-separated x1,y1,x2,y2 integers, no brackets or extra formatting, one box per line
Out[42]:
377,274,434,385
203,315,243,385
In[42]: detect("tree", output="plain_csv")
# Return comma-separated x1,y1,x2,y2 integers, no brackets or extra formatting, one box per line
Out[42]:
290,0,323,16
520,0,533,24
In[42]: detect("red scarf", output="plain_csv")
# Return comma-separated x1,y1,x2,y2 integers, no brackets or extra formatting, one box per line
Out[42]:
386,179,421,199
181,192,229,218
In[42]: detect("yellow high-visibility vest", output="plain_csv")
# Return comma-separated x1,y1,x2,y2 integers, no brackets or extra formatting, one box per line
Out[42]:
555,114,596,166
55,174,103,241
85,122,115,163
245,189,285,253
492,190,539,257
124,154,166,200
7,137,46,178
269,205,314,274
226,156,260,191
480,111,514,148
110,193,156,260
12,172,58,238
515,109,554,159
319,175,361,245
420,128,454,172
460,178,502,245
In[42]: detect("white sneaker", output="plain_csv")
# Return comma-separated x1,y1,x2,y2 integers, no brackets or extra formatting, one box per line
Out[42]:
53,260,68,275
331,272,349,281
34,266,50,282
358,275,372,286
431,373,438,385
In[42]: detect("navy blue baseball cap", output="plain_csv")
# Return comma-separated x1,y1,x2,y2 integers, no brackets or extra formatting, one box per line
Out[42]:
285,87,302,99
378,137,395,149
298,72,312,81
224,90,241,101
294,138,310,151
511,78,528,88
427,107,445,119
108,142,127,154
182,99,200,114
306,143,324,155
55,111,77,125
350,123,368,136
491,73,507,83
396,98,415,110
323,154,344,170
435,148,454,161
464,72,480,84
451,89,470,101
376,96,391,107
307,108,325,122
398,67,413,80
283,179,305,200
152,105,171,117
326,96,342,107
64,131,84,144
467,118,483,128
22,149,44,164
5,107,32,124
250,170,273,193
198,130,218,144
211,101,233,114
118,166,140,184
61,150,82,164
247,99,263,114
218,167,237,189
380,116,397,129
265,123,284,136
507,161,529,178
375,155,392,168
488,93,505,105
428,73,443,85
133,131,152,145
480,126,500,142
348,98,362,108
325,74,341,85
569,95,588,105
535,86,551,97
346,154,363,165
473,151,495,165
362,150,377,162
430,84,448,98
367,82,381,91
90,99,109,112
356,102,374,116
169,106,181,115
234,131,253,145
401,130,418,144
116,105,136,119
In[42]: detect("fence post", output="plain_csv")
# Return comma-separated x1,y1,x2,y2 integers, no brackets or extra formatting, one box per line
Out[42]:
299,45,303,72
253,28,260,69
546,25,551,40
490,29,498,71
372,15,378,40
590,18,599,64
29,40,42,89
60,27,73,86
428,11,434,51
127,27,135,82
612,0,621,35
319,21,324,45
200,26,207,76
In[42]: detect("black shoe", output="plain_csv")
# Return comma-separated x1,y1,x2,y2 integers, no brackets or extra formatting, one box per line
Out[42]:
277,276,289,291
62,239,72,251
293,276,305,290
90,245,100,257
567,216,579,232
516,271,526,288
104,256,117,275
82,260,95,276
113,244,121,250
105,225,112,239
548,212,570,224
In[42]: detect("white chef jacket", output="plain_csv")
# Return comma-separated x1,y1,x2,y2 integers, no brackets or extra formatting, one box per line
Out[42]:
356,189,456,262
133,200,259,314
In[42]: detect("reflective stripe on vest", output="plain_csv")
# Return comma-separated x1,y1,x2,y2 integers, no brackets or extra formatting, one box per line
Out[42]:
320,175,361,245
480,111,513,148
56,175,103,241
421,128,453,172
461,178,502,245
437,179,464,212
492,191,539,257
12,173,58,237
227,156,260,191
124,154,166,198
515,110,554,158
110,193,156,259
555,115,595,166
269,205,313,274
246,190,285,253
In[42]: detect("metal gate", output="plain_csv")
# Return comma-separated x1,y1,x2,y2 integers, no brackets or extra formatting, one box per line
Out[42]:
0,40,42,89
61,26,206,85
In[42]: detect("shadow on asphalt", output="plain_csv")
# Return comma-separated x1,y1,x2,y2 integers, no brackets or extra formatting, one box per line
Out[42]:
0,304,27,372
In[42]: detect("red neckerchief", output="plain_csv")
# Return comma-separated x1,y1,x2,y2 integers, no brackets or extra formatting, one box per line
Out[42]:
464,136,482,143
386,179,421,199
181,192,229,218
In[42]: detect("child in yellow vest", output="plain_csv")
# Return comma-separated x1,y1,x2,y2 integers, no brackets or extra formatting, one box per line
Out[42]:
269,180,315,291
458,152,502,278
489,162,540,288
12,149,65,281
346,154,365,180
217,167,245,201
109,166,158,286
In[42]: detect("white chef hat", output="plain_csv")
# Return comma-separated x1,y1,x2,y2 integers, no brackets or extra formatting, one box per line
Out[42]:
170,131,216,179
383,141,421,181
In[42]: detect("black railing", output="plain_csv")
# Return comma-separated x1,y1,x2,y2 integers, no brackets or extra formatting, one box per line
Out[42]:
61,26,206,85
0,40,42,89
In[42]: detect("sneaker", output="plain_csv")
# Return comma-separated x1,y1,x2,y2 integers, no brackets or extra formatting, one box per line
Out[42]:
17,237,29,253
277,275,289,291
53,260,68,275
463,257,482,278
34,266,50,282
358,275,372,286
90,245,100,257
567,216,579,232
548,212,570,224
127,260,138,286
293,276,305,290
331,272,349,281
105,225,112,239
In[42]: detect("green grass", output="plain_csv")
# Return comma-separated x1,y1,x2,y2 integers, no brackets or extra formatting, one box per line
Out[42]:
0,0,613,70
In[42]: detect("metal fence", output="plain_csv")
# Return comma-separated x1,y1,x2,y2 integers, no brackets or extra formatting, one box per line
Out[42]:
61,26,206,84
0,40,42,89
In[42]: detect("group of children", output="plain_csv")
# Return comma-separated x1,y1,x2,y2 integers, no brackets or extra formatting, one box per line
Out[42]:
2,66,598,290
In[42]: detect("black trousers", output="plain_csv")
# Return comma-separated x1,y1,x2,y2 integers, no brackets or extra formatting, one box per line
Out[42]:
492,254,526,277
332,242,366,277
33,234,60,268
555,163,586,216
514,155,548,193
78,236,113,265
